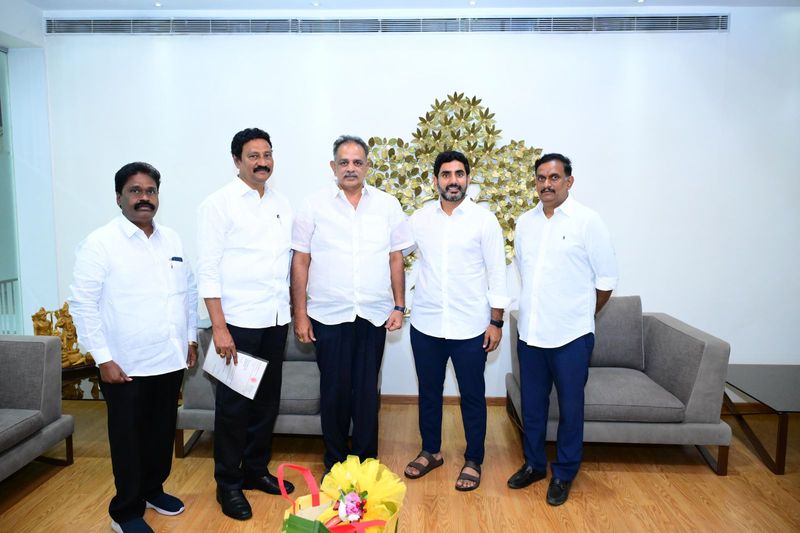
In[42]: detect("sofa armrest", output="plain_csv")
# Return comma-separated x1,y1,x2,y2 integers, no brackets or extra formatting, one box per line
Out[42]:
643,313,730,423
0,336,63,425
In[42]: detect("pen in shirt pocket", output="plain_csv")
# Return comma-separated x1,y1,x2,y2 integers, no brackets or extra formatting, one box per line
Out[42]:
170,256,183,269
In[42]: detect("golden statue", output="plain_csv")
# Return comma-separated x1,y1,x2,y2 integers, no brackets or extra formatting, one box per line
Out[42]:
32,307,54,336
33,302,94,368
55,302,85,367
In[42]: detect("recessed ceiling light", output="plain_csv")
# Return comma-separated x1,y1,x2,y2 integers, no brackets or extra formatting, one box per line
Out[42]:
311,1,320,6
154,2,161,6
637,0,645,3
469,1,477,5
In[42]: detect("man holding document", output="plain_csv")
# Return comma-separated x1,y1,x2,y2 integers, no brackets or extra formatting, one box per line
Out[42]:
197,128,294,521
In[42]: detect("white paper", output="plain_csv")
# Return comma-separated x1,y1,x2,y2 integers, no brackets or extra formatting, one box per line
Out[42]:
202,339,267,400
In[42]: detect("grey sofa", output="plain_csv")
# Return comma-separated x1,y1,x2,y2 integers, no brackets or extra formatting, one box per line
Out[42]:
505,296,732,475
175,326,321,457
0,336,74,482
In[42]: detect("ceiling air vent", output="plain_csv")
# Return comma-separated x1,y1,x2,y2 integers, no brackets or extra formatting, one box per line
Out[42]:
46,15,730,36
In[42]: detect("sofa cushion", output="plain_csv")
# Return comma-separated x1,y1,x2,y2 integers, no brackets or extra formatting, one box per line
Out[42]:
285,332,317,362
548,368,685,423
279,362,320,415
592,296,645,370
0,409,44,453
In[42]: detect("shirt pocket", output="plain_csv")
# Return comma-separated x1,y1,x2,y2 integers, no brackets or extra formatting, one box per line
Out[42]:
169,261,188,295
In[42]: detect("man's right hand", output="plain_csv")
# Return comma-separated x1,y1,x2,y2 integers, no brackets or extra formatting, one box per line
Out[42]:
212,325,238,365
294,313,316,343
99,361,132,384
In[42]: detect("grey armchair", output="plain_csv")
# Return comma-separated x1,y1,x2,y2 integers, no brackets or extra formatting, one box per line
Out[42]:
505,296,731,475
0,335,75,482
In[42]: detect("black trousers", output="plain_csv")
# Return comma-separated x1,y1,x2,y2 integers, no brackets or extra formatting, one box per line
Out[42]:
214,323,287,489
311,317,386,469
99,368,184,523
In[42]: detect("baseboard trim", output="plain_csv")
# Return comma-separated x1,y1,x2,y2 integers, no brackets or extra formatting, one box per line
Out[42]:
381,394,506,406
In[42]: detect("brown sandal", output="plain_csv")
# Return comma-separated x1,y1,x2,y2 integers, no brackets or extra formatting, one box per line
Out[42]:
455,460,481,491
404,450,444,479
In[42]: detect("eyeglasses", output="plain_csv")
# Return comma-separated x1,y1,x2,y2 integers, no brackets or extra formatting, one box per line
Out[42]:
126,186,159,197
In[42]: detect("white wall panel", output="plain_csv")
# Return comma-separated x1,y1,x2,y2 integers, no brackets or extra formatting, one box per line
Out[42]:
42,6,800,394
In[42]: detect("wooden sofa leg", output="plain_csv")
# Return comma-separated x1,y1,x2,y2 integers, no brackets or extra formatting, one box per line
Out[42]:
175,429,185,458
175,429,204,458
696,444,728,476
36,435,74,466
65,434,74,465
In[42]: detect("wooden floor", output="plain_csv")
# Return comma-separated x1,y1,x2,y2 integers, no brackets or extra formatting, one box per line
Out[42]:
1,401,799,532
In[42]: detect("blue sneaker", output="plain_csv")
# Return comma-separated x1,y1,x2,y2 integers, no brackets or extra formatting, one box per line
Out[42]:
111,517,154,533
145,492,185,515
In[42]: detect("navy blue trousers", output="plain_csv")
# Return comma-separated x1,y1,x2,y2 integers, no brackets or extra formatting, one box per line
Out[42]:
410,326,488,465
312,317,386,469
518,333,594,481
214,323,287,489
100,369,184,523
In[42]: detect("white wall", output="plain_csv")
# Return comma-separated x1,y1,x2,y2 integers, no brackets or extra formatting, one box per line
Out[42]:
40,6,800,395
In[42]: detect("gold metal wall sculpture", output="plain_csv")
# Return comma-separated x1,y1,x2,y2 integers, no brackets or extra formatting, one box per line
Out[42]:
32,303,94,369
368,92,542,263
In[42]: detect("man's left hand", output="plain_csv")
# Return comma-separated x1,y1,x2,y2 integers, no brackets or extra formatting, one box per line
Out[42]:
483,325,502,352
187,343,198,368
385,309,404,331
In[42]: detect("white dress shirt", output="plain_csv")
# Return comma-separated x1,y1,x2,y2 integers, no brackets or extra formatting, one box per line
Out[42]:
292,183,414,327
197,178,293,329
69,216,198,377
515,195,618,348
409,199,510,339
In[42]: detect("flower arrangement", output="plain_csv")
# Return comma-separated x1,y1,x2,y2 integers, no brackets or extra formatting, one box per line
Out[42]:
317,456,406,532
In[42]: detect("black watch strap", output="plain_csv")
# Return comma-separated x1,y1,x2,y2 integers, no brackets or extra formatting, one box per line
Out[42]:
490,319,504,328
394,305,407,313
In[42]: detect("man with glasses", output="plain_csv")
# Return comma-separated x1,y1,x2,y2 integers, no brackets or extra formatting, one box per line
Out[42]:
197,128,294,521
70,162,198,533
291,135,413,475
507,153,617,506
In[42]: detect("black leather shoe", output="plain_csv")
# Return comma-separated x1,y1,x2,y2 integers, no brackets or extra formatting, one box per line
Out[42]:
507,464,547,489
216,488,252,520
546,478,572,506
243,473,294,495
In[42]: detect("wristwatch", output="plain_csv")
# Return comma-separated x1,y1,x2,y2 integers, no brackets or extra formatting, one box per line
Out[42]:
489,319,504,328
393,305,407,313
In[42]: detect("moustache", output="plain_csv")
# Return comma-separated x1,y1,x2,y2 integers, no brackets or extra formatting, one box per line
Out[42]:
540,188,555,194
344,173,358,178
254,165,271,173
134,201,155,210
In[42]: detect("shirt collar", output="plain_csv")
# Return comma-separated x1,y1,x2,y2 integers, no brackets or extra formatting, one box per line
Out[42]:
116,215,158,239
233,176,271,199
534,194,575,217
436,197,473,216
331,181,370,199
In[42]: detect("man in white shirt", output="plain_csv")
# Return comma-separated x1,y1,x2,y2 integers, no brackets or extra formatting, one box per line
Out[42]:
70,162,198,533
507,153,618,506
197,128,294,521
291,135,413,473
402,151,509,492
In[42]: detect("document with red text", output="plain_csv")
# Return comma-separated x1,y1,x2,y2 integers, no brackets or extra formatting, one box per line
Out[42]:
202,339,267,400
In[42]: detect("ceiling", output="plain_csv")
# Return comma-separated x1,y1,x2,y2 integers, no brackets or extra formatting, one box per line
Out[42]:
25,0,800,12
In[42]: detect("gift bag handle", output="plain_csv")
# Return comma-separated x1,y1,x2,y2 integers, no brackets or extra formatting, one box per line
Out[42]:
276,463,320,509
329,520,386,532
